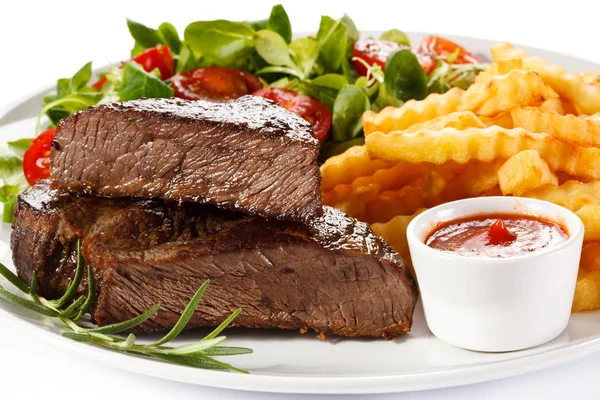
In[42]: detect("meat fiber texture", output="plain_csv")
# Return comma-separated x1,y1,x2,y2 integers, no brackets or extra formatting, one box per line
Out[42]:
50,96,322,223
11,181,418,338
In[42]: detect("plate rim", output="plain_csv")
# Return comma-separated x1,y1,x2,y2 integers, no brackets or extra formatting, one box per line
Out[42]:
1,32,600,394
2,303,600,394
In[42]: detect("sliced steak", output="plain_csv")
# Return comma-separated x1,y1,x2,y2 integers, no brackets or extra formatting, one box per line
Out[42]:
50,96,322,223
11,181,418,338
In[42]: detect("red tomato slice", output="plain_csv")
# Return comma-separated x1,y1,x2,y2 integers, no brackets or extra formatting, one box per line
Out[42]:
171,66,264,101
253,88,332,143
91,76,107,90
23,128,55,186
353,39,410,76
419,35,481,67
132,45,174,80
91,45,174,89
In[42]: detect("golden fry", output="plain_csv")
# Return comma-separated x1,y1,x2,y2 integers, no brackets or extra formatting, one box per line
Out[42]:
362,88,464,135
526,180,600,211
512,107,600,147
322,161,422,206
491,42,600,115
459,69,548,117
481,112,513,128
320,146,395,191
364,185,425,224
573,242,600,312
497,150,558,196
539,98,571,115
580,72,600,87
420,161,466,198
371,208,427,277
366,126,600,180
458,159,505,196
402,111,486,133
576,206,600,241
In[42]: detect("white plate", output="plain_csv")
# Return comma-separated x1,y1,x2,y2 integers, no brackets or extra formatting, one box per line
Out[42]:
1,34,600,395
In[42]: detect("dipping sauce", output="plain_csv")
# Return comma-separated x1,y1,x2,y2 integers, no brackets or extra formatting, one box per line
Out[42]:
426,214,569,258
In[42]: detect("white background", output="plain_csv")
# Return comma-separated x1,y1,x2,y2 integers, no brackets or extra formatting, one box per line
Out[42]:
1,0,600,398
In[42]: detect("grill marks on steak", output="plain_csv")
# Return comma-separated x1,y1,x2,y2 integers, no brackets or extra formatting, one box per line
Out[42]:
50,96,322,223
11,182,418,337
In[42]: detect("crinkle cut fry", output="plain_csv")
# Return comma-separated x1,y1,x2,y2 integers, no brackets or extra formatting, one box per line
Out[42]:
319,146,395,191
362,69,548,135
512,107,600,147
526,180,600,212
365,126,600,180
491,42,600,115
362,88,464,135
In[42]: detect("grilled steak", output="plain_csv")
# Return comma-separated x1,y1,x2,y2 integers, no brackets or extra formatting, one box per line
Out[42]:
50,96,322,223
11,181,418,338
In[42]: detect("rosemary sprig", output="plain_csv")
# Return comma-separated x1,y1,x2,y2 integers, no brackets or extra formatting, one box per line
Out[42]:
0,240,252,373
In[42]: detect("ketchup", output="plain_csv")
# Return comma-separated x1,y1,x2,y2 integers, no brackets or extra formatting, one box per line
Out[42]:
425,214,568,258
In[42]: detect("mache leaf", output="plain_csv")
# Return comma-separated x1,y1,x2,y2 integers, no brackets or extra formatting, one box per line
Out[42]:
159,22,181,54
184,20,254,64
267,4,292,44
118,62,174,101
254,30,296,68
127,19,165,49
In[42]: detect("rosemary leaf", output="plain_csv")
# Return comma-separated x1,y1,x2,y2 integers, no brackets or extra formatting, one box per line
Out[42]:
61,331,93,343
112,333,136,350
0,284,59,316
203,308,242,341
72,265,95,321
151,280,210,347
59,295,85,318
158,336,226,355
152,353,228,370
84,303,161,334
52,241,85,308
30,271,38,297
195,354,249,374
203,346,254,357
0,262,30,294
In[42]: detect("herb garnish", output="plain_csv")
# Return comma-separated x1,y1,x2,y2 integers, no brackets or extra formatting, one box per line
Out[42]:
0,241,252,373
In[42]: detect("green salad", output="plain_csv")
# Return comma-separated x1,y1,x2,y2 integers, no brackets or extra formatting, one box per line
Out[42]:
0,4,484,222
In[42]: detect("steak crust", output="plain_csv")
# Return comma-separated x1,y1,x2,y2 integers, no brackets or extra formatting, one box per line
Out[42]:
11,181,418,338
50,96,322,223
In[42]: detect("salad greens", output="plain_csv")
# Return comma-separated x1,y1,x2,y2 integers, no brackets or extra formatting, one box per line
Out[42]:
36,3,484,144
0,4,485,223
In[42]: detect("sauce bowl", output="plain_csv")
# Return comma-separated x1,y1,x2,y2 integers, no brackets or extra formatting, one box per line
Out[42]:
407,197,584,352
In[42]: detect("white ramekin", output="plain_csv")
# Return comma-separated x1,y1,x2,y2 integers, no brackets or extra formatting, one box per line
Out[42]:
407,197,584,352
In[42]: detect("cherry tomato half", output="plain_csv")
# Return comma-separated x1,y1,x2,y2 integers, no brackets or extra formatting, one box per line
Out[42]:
353,39,435,76
91,45,174,89
353,39,410,76
171,66,263,101
23,128,55,186
253,88,332,143
419,35,481,67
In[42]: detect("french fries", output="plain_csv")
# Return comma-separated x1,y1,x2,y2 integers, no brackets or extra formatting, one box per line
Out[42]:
320,42,600,312
459,69,548,117
371,209,427,277
573,242,600,312
402,111,486,133
498,150,558,196
492,42,600,114
526,180,600,212
320,146,395,191
512,107,600,147
366,126,600,180
362,88,464,135
576,206,600,241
